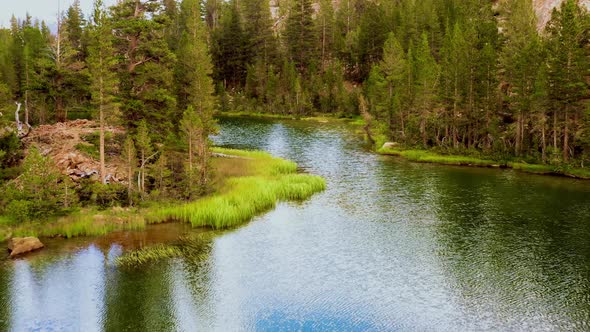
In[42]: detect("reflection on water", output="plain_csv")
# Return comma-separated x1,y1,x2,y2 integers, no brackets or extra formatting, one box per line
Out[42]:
1,116,590,331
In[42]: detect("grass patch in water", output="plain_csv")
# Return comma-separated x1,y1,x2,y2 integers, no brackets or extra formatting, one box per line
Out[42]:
115,244,182,267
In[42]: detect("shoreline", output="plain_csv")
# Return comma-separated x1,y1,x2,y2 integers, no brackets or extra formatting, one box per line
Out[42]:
378,147,590,180
215,111,365,125
1,148,326,243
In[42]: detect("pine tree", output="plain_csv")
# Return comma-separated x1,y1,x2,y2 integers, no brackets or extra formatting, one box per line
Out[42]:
241,0,278,67
211,0,248,88
121,135,137,205
380,33,407,138
111,0,177,135
177,0,218,193
317,0,336,68
88,0,119,184
441,22,468,148
284,0,317,72
413,32,439,147
135,120,153,195
501,0,542,156
545,0,589,162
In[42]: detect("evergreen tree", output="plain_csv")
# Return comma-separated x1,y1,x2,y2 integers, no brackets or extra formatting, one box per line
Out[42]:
284,0,317,72
88,0,119,184
135,119,153,195
111,0,177,136
121,135,137,204
380,33,407,139
241,0,278,67
317,0,336,68
413,32,439,147
211,0,248,88
545,0,589,162
177,0,218,192
501,0,542,156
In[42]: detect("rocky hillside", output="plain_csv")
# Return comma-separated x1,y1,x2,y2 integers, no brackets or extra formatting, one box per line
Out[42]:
534,0,590,28
493,0,590,29
22,120,126,184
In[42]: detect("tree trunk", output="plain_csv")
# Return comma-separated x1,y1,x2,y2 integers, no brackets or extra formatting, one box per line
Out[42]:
99,68,106,184
563,108,569,163
453,74,459,149
542,120,547,163
553,111,558,157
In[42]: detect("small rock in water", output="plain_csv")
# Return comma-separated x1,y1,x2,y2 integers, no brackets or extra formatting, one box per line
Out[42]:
7,237,44,257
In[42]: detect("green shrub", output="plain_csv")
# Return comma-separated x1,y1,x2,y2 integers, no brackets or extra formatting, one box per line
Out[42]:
5,200,33,224
1,147,77,222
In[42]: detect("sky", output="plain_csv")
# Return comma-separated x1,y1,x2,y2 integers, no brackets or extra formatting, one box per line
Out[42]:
0,0,117,28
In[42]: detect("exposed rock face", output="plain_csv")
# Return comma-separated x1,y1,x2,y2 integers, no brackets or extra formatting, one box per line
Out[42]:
495,0,590,29
534,0,590,28
7,237,44,257
21,119,126,183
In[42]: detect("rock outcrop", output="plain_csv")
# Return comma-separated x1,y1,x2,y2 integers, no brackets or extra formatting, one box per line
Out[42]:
7,237,44,257
21,119,126,183
494,0,590,30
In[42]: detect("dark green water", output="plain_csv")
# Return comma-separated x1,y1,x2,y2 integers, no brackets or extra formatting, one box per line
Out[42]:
2,117,590,331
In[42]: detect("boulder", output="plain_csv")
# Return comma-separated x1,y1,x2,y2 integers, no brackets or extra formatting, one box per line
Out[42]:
7,237,44,257
382,142,399,149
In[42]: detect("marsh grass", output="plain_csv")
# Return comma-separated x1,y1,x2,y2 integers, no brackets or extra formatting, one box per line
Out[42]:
115,232,217,267
379,147,590,179
147,149,326,229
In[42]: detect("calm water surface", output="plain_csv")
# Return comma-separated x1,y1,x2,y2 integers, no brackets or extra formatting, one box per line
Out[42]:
2,117,590,331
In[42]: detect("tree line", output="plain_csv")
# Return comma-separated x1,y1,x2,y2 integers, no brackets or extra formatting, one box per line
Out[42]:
1,0,590,184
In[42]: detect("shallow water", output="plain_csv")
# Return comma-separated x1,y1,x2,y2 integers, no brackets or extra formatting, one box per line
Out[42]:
2,117,590,331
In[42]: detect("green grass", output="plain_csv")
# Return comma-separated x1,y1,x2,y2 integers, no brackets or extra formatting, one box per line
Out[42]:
509,162,590,179
378,147,501,167
11,210,146,239
379,147,590,179
146,148,326,229
115,244,183,267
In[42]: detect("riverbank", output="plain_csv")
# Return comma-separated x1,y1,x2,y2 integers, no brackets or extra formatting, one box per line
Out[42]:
378,146,590,179
216,111,365,125
0,148,325,242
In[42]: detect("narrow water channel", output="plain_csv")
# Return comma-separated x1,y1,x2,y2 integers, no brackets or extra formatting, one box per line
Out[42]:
2,117,590,331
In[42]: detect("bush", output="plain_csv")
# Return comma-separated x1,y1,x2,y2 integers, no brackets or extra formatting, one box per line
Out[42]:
1,146,77,223
5,200,33,224
91,183,128,208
